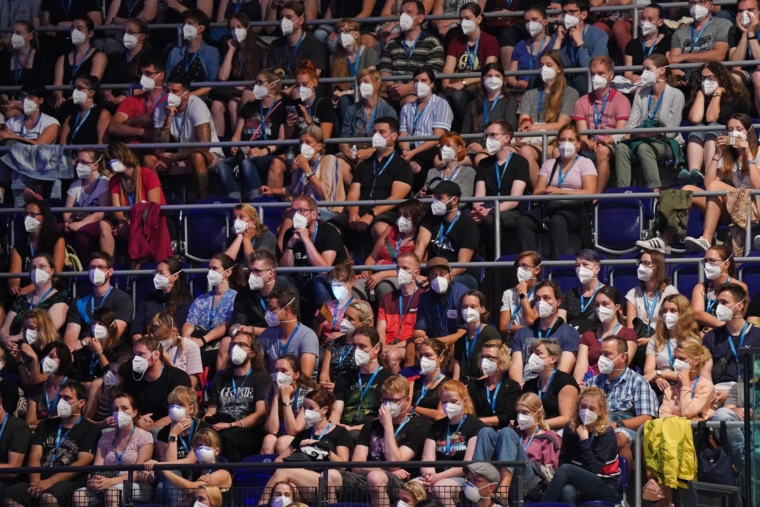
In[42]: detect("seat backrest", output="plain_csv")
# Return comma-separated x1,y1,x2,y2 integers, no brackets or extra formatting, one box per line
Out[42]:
618,456,629,495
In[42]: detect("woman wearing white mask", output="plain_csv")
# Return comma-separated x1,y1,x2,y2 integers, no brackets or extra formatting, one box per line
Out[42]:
25,341,72,428
154,386,210,462
471,392,560,495
262,390,353,503
421,379,485,507
643,295,706,395
225,204,277,263
133,258,193,342
313,263,358,344
149,313,203,388
52,17,107,111
106,0,157,25
0,21,45,111
7,309,60,388
420,133,476,200
99,141,167,259
466,340,521,427
194,485,223,507
499,251,542,337
62,149,110,261
409,339,449,420
354,199,426,301
85,361,127,429
622,5,669,83
691,246,749,331
262,354,316,454
515,50,578,186
625,249,678,370
521,340,579,430
213,13,264,137
219,68,286,202
452,292,502,384
165,10,219,97
182,253,240,353
337,69,398,166
59,75,111,146
508,6,553,90
75,307,132,385
541,387,620,504
78,393,154,507
102,19,150,107
557,249,607,335
320,300,375,391
616,53,684,192
575,286,638,385
682,114,760,253
0,84,60,150
515,124,597,260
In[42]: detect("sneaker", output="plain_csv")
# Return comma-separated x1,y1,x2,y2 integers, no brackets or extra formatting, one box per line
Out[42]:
684,236,711,252
636,238,672,254
754,235,760,252
689,169,705,186
677,168,691,185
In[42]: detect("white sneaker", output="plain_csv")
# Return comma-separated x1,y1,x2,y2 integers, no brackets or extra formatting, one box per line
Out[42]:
683,236,711,252
636,238,671,254
754,235,760,252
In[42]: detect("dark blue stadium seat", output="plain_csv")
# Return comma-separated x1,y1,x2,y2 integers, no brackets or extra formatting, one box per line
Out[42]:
608,252,644,298
251,195,285,236
579,457,628,507
593,187,655,255
182,196,236,262
189,262,210,298
234,474,271,506
738,251,760,297
233,453,278,477
548,253,608,292
671,253,704,296
671,207,705,253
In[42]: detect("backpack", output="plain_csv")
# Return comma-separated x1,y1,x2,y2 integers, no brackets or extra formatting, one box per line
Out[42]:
695,421,738,500
64,244,82,272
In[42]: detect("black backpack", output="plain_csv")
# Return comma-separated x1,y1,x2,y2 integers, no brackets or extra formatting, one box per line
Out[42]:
695,421,738,502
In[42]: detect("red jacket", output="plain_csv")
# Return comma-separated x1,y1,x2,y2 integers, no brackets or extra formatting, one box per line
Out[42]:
128,202,173,262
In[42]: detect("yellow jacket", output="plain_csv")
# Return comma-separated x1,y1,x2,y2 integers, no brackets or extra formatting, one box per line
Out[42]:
643,417,697,489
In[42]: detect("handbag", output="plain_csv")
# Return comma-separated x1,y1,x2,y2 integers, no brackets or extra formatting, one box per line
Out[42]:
632,317,656,339
542,157,585,216
696,421,737,498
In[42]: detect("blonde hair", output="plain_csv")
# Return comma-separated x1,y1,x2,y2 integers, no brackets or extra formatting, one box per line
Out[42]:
192,427,222,450
235,204,268,238
348,300,374,327
481,339,511,373
149,313,183,353
357,68,383,96
401,481,427,502
529,339,562,370
653,294,701,352
676,341,712,371
440,379,476,415
258,68,286,95
569,387,611,437
167,386,199,416
381,374,411,397
516,392,549,431
197,486,223,507
23,309,58,350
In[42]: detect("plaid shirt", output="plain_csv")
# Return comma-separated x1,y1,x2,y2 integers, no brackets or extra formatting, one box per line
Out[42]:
399,94,453,148
378,31,445,77
587,368,659,419
0,0,41,28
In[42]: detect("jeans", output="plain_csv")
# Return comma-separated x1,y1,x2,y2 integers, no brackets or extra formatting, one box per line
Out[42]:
473,427,535,478
616,141,670,189
446,88,477,133
217,155,268,200
542,464,619,504
313,274,334,307
313,24,337,54
336,94,356,135
454,272,479,290
710,407,745,470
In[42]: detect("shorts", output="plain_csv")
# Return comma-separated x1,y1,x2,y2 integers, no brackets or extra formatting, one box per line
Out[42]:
498,23,529,47
687,122,723,142
4,480,83,506
615,426,637,443
337,470,404,502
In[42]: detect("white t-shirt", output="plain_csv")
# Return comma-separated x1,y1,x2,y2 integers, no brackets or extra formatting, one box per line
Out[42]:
646,336,700,371
154,95,224,157
165,337,203,375
67,176,111,208
717,151,760,188
625,284,679,327
6,113,60,140
500,287,536,329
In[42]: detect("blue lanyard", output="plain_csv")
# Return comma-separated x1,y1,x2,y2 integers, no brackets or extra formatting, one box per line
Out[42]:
691,376,699,398
567,26,588,65
332,298,354,328
641,37,657,57
537,370,556,400
689,16,713,51
508,286,535,333
397,288,418,337
485,374,504,413
256,99,279,141
592,88,611,130
71,105,94,140
348,49,361,77
70,47,94,84
61,0,73,16
556,155,578,189
232,369,252,406
358,366,383,401
538,89,545,122
522,428,541,451
370,153,395,198
483,95,501,125
362,106,377,133
311,221,319,244
411,101,428,135
393,235,408,261
183,50,199,73
647,90,665,120
89,354,100,376
666,340,674,368
394,415,410,436
415,373,443,406
233,0,245,13
0,414,8,446
52,416,81,463
29,287,54,309
125,0,139,17
538,323,554,339
599,323,621,344
179,419,195,453
643,291,660,330
442,164,461,182
280,323,301,356
464,36,480,70
286,32,305,75
728,322,750,363
494,153,513,196
445,415,467,455
20,113,42,138
527,36,548,69
465,323,482,364
45,377,67,415
580,282,601,313
436,290,455,336
114,425,136,465
706,277,731,314
402,33,422,59
337,344,354,368
208,289,231,328
312,421,333,441
90,287,113,314
437,211,461,250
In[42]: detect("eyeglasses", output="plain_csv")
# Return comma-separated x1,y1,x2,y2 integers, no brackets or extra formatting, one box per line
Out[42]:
76,159,94,165
382,396,406,404
481,354,499,361
517,264,536,270
232,342,251,349
699,75,717,82
292,208,314,214
89,264,109,271
701,258,724,265
562,8,581,15
254,80,269,86
483,132,503,140
688,0,710,5
637,261,655,268
73,85,90,92
249,268,272,276
25,212,41,218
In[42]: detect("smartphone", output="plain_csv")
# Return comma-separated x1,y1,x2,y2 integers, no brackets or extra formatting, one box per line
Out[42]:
722,135,738,145
286,105,298,116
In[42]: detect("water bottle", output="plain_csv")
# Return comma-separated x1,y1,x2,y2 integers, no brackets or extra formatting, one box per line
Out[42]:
286,147,294,170
351,145,358,159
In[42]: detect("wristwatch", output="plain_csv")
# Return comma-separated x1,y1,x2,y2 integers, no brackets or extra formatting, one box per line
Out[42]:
656,370,662,377
283,401,292,407
368,209,376,218
577,43,586,50
519,293,527,300
462,79,467,86
168,436,177,443
81,339,88,348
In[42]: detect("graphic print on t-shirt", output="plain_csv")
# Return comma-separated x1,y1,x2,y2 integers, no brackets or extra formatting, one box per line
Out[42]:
680,34,713,53
435,429,466,457
218,384,255,420
369,428,387,460
243,112,271,139
41,433,77,466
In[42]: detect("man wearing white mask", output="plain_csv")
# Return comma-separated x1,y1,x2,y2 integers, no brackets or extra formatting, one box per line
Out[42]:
557,249,608,335
510,280,579,384
571,56,630,194
415,181,480,290
552,0,609,96
265,1,326,84
378,0,445,104
165,9,219,95
413,257,468,345
148,74,223,200
377,252,423,374
586,337,657,465
730,0,760,117
3,381,96,507
472,120,531,259
669,0,732,86
204,331,272,461
327,375,428,507
257,287,319,380
64,251,133,348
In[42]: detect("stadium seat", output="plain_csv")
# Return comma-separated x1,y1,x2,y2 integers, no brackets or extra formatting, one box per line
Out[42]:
607,252,645,298
181,196,237,262
738,251,760,296
671,253,704,296
579,457,629,507
233,453,278,477
593,187,655,255
189,262,210,298
548,253,608,292
234,473,271,506
670,207,705,253
251,195,285,234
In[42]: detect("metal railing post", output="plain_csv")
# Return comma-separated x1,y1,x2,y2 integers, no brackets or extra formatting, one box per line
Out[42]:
176,26,182,47
493,197,501,259
318,465,327,507
124,470,134,507
632,7,640,39
746,194,753,256
541,134,548,163
742,351,753,505
635,424,644,507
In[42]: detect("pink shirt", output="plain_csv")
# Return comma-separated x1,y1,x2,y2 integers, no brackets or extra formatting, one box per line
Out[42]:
572,89,631,139
165,338,203,375
538,156,597,190
98,427,153,466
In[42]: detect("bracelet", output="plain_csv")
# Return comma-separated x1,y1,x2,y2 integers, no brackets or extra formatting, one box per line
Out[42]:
712,157,721,162
264,147,272,155
200,336,207,346
240,420,245,428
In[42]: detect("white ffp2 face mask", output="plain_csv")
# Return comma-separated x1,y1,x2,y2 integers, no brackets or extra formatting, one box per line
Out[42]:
537,300,555,319
183,24,198,40
596,306,615,323
592,74,609,91
563,14,580,29
462,308,481,323
526,21,544,37
281,17,295,35
71,29,87,45
663,312,679,330
673,358,692,374
527,353,545,373
123,33,139,49
481,358,498,376
577,267,596,284
414,81,431,99
701,80,718,96
558,142,576,158
578,408,598,425
690,4,709,21
22,98,38,115
460,19,477,35
541,65,556,83
640,21,657,36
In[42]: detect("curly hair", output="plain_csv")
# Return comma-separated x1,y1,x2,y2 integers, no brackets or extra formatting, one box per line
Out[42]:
568,387,611,436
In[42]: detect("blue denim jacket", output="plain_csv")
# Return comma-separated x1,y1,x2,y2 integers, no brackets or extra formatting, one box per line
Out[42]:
339,99,398,138
166,41,221,82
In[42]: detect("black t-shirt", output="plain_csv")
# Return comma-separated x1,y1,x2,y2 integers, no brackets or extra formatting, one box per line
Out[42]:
43,0,100,24
123,364,192,421
467,374,522,428
475,153,532,197
288,96,337,137
522,370,579,420
428,415,485,470
265,33,327,79
206,368,273,421
357,415,429,473
698,95,744,125
282,220,348,284
291,423,355,453
31,417,99,479
156,417,212,460
334,366,393,425
0,379,20,417
0,413,31,461
624,33,672,66
454,324,502,382
231,278,298,328
66,104,104,145
353,153,414,214
559,286,598,335
746,293,760,319
411,375,449,411
71,341,132,383
239,99,287,141
66,287,134,338
420,210,480,279
132,292,192,338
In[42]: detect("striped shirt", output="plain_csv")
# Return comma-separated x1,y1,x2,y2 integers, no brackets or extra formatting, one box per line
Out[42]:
399,94,453,148
378,31,445,77
0,0,41,27
586,368,659,419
